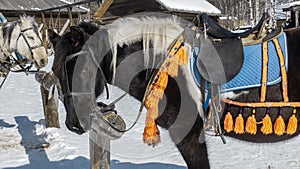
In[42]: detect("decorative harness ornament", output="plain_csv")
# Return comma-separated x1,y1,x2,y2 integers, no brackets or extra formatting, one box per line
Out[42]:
223,35,300,136
143,35,187,145
142,26,300,145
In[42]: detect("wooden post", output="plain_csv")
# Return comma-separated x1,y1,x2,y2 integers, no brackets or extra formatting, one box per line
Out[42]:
59,19,70,36
89,108,126,169
40,86,60,128
68,7,74,26
41,12,47,50
89,129,110,169
35,71,60,128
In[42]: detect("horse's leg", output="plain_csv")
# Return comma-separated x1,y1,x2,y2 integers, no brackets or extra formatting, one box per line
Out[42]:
174,116,209,169
156,70,210,169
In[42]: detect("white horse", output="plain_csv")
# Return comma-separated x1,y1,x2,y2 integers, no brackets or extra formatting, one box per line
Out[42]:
0,15,48,75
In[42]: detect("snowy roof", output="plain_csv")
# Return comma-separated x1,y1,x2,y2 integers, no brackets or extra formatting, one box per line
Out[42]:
156,0,221,15
281,1,300,11
0,0,88,13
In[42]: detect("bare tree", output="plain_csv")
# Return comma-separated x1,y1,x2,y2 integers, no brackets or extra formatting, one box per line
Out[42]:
208,0,272,29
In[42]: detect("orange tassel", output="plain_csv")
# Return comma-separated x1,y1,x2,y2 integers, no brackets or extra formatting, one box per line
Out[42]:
287,110,297,135
274,115,286,136
224,112,234,132
142,37,187,146
261,114,273,135
143,120,161,145
246,114,257,135
234,114,245,134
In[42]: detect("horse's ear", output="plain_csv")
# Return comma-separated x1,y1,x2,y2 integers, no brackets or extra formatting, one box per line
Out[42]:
48,29,60,46
19,15,26,24
70,26,84,37
70,26,84,47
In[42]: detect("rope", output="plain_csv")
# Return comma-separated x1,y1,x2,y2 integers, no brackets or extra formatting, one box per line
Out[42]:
211,85,226,144
0,71,9,89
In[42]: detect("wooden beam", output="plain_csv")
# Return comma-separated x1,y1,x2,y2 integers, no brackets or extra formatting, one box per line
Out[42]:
41,12,47,50
93,0,113,20
59,19,70,36
68,7,74,26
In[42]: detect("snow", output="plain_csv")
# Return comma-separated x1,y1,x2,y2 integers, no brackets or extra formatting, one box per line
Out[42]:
0,56,300,169
0,56,185,169
156,0,221,15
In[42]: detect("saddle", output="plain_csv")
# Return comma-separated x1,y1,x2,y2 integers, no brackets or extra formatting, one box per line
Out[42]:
200,12,270,39
194,12,282,85
189,32,288,91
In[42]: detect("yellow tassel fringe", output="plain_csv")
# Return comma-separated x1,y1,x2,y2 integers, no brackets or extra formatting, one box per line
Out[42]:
287,114,297,135
246,115,257,135
274,115,286,136
234,114,244,134
224,112,234,132
261,114,273,135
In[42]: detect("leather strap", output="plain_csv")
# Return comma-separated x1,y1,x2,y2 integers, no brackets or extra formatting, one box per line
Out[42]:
260,42,268,102
273,38,289,102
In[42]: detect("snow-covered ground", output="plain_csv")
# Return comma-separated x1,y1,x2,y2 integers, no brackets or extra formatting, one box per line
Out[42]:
0,56,300,169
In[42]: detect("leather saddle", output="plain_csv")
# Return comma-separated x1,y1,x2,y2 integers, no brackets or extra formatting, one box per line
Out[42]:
200,12,270,39
194,12,273,84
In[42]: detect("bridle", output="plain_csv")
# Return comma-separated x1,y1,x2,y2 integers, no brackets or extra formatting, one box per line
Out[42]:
52,50,110,106
0,22,44,74
16,26,44,61
55,49,145,134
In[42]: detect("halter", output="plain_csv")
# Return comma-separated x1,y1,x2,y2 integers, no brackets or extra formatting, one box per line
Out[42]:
55,51,111,101
16,26,44,60
55,47,147,134
0,22,43,75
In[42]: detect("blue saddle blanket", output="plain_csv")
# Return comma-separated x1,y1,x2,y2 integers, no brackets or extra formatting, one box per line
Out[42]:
190,33,288,92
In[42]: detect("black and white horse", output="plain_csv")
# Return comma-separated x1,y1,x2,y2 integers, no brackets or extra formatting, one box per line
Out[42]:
0,15,48,76
48,13,300,169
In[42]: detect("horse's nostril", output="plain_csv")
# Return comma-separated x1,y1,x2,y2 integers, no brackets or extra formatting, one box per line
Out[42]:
40,59,46,66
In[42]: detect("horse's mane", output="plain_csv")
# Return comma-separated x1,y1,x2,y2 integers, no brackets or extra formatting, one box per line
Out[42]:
78,21,99,35
103,12,191,83
2,22,17,42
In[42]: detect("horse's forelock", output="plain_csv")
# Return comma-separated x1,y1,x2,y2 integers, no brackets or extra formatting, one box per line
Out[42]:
20,15,38,30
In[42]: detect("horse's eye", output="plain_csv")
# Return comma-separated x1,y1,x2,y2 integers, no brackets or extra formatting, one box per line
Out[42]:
27,36,34,40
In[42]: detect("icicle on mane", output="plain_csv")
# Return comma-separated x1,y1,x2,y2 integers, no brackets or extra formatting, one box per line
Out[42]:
104,14,185,83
